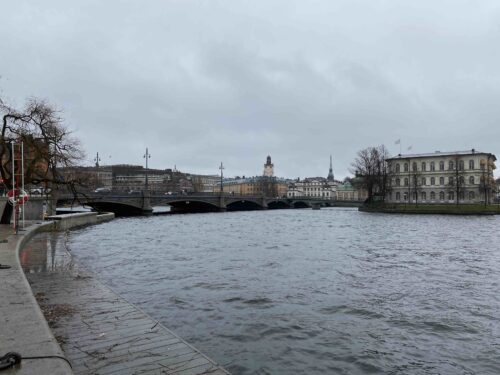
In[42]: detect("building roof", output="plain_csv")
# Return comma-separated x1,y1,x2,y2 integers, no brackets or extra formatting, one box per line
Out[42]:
387,149,496,161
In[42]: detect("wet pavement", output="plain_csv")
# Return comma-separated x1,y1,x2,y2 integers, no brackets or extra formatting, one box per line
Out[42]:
0,222,72,375
20,232,229,375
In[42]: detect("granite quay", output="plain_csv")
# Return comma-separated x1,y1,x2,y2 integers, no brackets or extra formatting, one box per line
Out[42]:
0,212,230,375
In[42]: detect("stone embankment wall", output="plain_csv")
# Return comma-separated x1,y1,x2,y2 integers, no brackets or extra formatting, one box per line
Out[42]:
46,212,115,230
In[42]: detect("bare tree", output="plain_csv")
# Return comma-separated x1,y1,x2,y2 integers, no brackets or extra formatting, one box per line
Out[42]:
351,145,392,203
409,166,422,206
259,176,277,197
447,155,466,206
479,154,496,206
0,97,84,222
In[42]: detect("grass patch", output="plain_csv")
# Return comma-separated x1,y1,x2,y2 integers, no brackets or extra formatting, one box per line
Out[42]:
361,203,500,215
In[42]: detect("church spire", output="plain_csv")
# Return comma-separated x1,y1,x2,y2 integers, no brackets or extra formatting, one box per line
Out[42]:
327,155,334,181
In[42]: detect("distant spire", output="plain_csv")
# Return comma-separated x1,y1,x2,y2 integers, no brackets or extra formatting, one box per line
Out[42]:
263,155,274,177
327,155,334,181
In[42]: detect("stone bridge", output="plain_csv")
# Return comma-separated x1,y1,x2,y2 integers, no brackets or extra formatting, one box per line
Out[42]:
58,192,362,216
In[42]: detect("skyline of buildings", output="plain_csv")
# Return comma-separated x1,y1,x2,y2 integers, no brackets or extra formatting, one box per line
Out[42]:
59,149,498,204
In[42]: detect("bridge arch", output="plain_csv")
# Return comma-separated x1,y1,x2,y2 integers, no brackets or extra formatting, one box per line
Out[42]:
226,200,263,211
86,201,147,216
291,201,311,209
267,200,291,209
167,199,220,213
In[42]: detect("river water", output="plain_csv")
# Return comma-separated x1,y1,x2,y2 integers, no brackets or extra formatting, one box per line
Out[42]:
26,208,500,374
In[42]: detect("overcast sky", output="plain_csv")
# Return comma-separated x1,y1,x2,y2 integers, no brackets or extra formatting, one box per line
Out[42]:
1,0,500,179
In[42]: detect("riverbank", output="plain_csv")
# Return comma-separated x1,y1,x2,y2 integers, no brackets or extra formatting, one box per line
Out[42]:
2,212,229,374
0,221,73,375
359,203,500,215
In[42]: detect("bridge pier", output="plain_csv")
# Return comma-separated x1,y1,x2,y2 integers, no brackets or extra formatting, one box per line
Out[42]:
142,191,153,215
261,196,268,209
219,194,226,212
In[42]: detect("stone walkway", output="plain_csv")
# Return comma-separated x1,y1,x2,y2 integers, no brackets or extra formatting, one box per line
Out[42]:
0,222,73,375
22,232,229,375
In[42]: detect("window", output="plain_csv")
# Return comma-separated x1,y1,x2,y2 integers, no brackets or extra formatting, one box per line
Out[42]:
396,178,400,186
413,192,417,201
469,160,474,170
421,177,426,186
412,162,417,171
431,177,435,185
449,161,454,170
421,162,426,171
469,191,475,200
439,177,445,185
404,177,409,186
459,191,465,201
403,192,408,201
448,191,454,201
404,163,409,172
396,163,400,173
430,161,435,171
469,176,475,185
430,191,436,200
449,177,454,186
459,176,465,185
439,191,445,200
421,191,426,201
396,192,401,201
439,161,445,171
459,160,464,170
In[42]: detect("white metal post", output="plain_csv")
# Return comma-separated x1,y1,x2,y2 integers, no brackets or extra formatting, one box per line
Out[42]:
21,141,25,229
11,141,16,231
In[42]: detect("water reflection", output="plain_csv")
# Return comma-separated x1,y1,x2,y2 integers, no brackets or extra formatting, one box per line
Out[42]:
20,232,73,274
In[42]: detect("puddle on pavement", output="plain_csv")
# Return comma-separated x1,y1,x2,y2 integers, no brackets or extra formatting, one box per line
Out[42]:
20,232,74,274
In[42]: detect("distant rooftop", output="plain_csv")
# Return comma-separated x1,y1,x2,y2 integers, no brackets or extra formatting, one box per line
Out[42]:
387,149,496,160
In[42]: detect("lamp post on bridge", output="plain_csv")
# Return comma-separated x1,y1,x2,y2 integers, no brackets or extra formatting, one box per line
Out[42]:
94,152,101,189
143,148,151,192
219,162,224,194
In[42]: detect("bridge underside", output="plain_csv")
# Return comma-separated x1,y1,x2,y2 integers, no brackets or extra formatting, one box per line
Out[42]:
62,194,363,216
86,202,150,217
291,201,311,209
267,200,291,209
168,200,220,213
226,200,263,211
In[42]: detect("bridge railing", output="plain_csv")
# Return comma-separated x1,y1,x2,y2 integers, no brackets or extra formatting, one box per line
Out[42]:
286,195,335,201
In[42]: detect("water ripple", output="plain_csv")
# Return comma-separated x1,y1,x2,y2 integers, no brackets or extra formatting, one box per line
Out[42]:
32,208,500,375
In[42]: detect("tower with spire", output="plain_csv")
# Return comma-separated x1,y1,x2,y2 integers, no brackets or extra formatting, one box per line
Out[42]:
263,155,274,177
327,155,334,181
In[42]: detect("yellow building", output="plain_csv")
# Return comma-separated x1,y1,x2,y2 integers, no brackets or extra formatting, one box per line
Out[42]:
220,177,288,197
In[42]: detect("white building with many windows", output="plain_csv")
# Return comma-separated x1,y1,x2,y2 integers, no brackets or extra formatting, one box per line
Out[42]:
286,157,338,199
287,177,337,199
386,149,496,204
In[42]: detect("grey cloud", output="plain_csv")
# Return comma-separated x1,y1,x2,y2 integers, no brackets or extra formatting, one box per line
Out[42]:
1,0,500,178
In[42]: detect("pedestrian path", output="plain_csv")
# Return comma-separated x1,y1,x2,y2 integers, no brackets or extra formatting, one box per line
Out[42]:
23,236,229,375
0,222,73,375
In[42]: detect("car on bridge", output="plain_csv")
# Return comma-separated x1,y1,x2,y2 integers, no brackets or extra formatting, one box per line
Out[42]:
94,187,112,194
